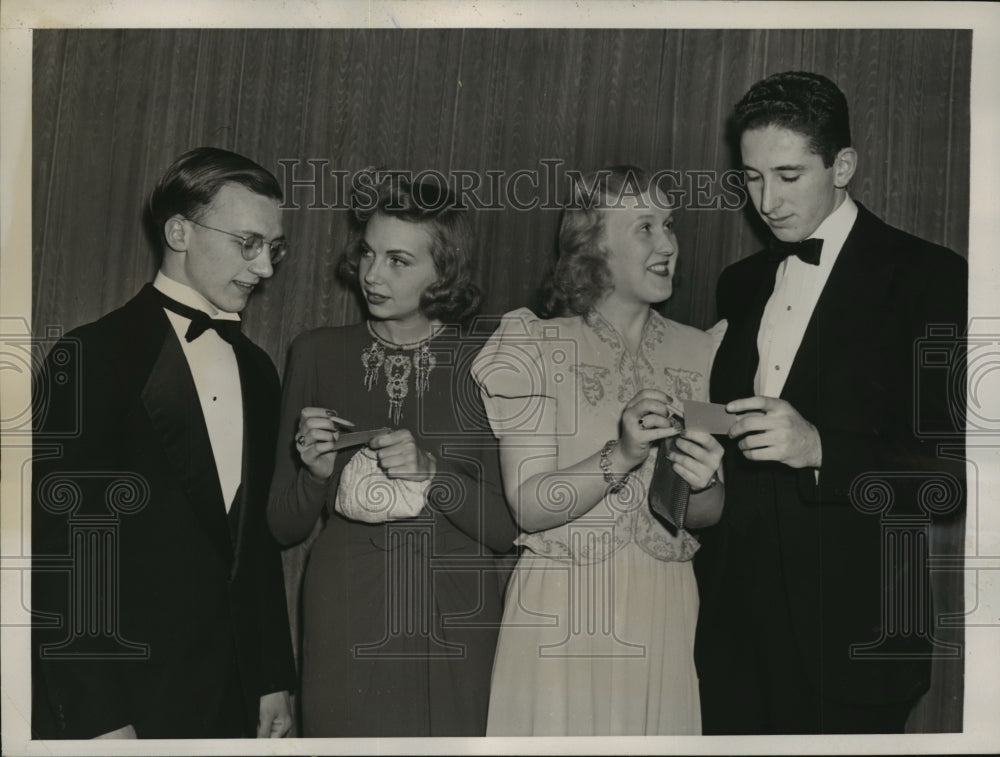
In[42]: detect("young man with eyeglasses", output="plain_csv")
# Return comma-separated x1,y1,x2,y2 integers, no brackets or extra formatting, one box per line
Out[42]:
32,147,296,739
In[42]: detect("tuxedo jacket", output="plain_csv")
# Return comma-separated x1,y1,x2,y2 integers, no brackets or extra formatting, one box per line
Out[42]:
32,284,296,738
696,203,967,706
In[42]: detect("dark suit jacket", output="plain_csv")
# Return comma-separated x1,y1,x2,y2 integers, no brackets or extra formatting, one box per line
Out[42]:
696,203,967,706
32,284,296,738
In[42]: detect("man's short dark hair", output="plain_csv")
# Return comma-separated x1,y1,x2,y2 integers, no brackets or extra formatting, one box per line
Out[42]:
148,147,283,239
733,71,852,167
337,172,481,324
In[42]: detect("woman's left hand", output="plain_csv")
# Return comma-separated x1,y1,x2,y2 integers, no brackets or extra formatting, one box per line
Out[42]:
668,429,724,491
369,429,436,482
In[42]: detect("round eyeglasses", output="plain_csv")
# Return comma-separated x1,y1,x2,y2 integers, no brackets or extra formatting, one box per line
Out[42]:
186,218,289,264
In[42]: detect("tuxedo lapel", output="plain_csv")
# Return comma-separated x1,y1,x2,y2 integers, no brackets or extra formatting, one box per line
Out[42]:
227,337,260,577
780,207,885,412
141,322,234,567
711,254,782,403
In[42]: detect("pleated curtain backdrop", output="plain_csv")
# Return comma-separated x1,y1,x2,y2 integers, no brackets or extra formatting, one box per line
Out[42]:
32,28,970,733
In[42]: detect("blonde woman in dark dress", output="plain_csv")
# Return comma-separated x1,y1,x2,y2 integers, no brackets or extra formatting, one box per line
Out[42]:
268,176,517,736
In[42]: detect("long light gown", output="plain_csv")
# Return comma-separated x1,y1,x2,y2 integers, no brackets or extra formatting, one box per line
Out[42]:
472,307,722,735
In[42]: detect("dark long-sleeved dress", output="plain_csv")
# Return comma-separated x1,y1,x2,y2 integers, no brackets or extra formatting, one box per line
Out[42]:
268,322,518,737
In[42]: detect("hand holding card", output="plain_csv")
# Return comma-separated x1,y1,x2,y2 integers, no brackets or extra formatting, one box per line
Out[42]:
650,401,731,534
331,427,392,451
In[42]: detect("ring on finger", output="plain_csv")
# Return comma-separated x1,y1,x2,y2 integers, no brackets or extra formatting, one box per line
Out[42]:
296,435,306,446
638,415,645,429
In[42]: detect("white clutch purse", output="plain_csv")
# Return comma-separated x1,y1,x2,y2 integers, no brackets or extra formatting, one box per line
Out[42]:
334,446,429,523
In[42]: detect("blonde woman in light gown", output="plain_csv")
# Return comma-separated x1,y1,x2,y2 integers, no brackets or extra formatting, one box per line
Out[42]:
473,166,726,735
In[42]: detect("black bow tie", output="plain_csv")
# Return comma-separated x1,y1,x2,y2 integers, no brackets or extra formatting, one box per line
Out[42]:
769,236,823,266
153,289,242,345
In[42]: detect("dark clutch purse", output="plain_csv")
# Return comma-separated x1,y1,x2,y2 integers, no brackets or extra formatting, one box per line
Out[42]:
648,416,690,536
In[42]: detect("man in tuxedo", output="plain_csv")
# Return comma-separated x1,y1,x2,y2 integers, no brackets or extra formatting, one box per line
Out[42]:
32,147,296,739
695,71,967,733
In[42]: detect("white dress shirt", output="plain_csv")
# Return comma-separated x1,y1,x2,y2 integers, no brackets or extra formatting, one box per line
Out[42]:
755,194,858,398
153,272,244,512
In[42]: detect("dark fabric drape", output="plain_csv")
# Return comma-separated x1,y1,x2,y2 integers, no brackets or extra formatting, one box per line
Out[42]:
32,28,969,733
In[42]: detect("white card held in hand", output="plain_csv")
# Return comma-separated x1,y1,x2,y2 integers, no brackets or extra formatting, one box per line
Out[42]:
682,400,739,435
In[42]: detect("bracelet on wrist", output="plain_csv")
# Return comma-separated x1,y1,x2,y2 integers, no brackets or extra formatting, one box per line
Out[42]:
599,439,630,493
691,471,720,494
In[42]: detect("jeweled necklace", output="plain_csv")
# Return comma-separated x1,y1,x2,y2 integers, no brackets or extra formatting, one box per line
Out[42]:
361,321,439,424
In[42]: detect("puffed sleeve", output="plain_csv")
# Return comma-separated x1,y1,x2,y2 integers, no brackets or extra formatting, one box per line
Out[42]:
471,308,556,439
